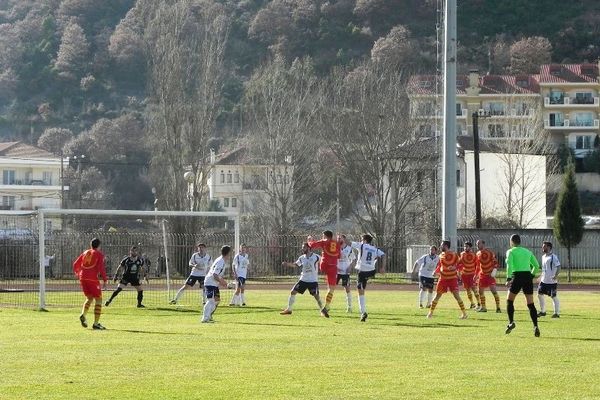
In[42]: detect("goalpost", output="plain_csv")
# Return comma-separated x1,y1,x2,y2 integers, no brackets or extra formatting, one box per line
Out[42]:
0,208,239,310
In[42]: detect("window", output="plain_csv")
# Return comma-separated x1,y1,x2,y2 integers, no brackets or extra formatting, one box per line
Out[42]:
574,92,594,105
231,198,237,208
220,171,225,184
2,170,15,185
456,170,462,187
516,78,529,88
43,172,53,185
2,196,15,209
575,136,592,150
488,124,505,138
549,90,564,104
581,66,595,76
223,198,230,207
550,66,562,76
234,171,240,183
573,112,594,127
487,102,505,115
456,103,463,116
227,171,232,183
548,113,564,127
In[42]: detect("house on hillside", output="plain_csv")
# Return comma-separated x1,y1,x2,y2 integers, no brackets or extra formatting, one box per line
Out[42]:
205,147,293,215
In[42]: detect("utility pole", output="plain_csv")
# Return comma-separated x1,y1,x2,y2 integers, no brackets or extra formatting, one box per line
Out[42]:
336,176,340,233
442,0,457,246
472,112,482,228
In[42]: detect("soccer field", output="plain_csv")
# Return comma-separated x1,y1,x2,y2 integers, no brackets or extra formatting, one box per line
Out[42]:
1,289,599,400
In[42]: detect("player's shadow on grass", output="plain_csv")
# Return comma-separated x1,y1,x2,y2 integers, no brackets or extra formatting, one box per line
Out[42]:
153,307,200,314
229,321,322,328
545,336,600,342
109,328,183,335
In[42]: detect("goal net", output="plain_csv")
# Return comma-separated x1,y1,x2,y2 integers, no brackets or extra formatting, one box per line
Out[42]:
0,209,239,309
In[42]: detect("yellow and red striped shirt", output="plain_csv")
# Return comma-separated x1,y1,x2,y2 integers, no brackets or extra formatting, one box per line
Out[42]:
435,251,459,280
476,249,498,276
459,251,478,275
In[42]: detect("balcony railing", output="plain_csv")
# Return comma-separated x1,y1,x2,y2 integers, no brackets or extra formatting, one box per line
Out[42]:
544,96,599,106
544,119,599,129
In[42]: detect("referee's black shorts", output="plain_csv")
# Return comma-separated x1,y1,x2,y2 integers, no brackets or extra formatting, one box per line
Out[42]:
508,271,534,295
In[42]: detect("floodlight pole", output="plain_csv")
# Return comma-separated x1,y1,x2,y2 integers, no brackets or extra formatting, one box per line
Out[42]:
442,0,457,246
472,112,482,228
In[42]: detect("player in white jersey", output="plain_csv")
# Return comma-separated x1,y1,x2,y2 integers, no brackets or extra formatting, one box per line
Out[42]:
337,235,356,313
537,241,561,318
170,243,212,305
230,244,250,306
201,245,232,323
413,246,439,309
280,243,329,318
347,234,385,322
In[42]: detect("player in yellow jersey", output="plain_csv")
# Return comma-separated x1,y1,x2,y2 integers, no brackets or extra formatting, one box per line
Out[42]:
476,240,501,313
458,242,480,309
427,240,467,319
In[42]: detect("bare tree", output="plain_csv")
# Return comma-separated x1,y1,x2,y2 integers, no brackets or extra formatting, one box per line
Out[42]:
319,62,430,240
486,98,558,228
145,0,230,214
37,127,74,155
510,36,551,74
243,56,321,234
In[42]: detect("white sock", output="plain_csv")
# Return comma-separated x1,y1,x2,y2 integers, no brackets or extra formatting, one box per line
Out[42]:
538,294,546,313
419,289,425,306
287,295,296,310
202,299,215,321
427,291,433,306
552,296,560,314
175,287,185,301
230,294,238,304
346,292,352,307
358,295,366,314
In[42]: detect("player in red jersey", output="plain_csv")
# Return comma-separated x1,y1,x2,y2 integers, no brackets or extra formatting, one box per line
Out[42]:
307,230,341,314
427,240,467,319
476,239,501,313
73,238,108,330
458,242,481,309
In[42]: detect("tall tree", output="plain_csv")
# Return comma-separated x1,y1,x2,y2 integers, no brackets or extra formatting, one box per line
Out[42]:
37,127,73,155
243,56,321,234
145,0,230,215
319,61,429,241
509,36,551,74
54,19,89,80
553,159,584,282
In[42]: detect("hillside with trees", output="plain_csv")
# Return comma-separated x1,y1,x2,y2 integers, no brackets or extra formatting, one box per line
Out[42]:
0,0,599,231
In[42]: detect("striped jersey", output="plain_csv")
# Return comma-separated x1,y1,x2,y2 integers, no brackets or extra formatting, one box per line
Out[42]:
476,249,498,276
458,251,478,275
435,250,460,280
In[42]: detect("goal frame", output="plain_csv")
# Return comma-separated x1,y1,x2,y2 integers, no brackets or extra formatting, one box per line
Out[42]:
33,208,240,310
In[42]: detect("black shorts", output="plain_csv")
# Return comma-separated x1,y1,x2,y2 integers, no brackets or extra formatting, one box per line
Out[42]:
205,285,220,299
292,281,319,296
357,270,376,290
538,282,558,297
336,274,350,287
419,276,435,290
508,271,534,295
236,277,246,286
185,275,205,287
120,274,140,287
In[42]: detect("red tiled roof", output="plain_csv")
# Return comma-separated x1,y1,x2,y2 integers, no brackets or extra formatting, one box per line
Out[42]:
0,142,56,159
408,74,539,95
538,64,599,84
215,147,250,165
479,75,539,94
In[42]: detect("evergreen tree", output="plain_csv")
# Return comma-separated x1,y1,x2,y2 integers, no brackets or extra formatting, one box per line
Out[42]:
553,159,584,282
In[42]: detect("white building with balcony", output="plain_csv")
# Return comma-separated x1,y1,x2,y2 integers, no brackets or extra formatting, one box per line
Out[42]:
205,147,293,215
0,142,67,211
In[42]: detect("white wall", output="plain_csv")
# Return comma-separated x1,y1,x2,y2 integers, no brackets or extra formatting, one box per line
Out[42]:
463,151,547,228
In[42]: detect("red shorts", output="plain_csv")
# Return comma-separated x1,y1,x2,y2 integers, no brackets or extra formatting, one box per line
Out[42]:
320,264,338,286
436,278,459,294
461,274,477,289
80,279,102,298
478,274,497,288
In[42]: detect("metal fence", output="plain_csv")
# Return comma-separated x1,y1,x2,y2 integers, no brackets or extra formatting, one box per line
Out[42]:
1,212,599,308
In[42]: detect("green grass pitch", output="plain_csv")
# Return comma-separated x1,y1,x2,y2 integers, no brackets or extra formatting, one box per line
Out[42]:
1,289,599,399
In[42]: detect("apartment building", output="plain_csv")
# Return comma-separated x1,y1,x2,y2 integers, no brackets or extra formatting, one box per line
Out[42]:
0,142,66,211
